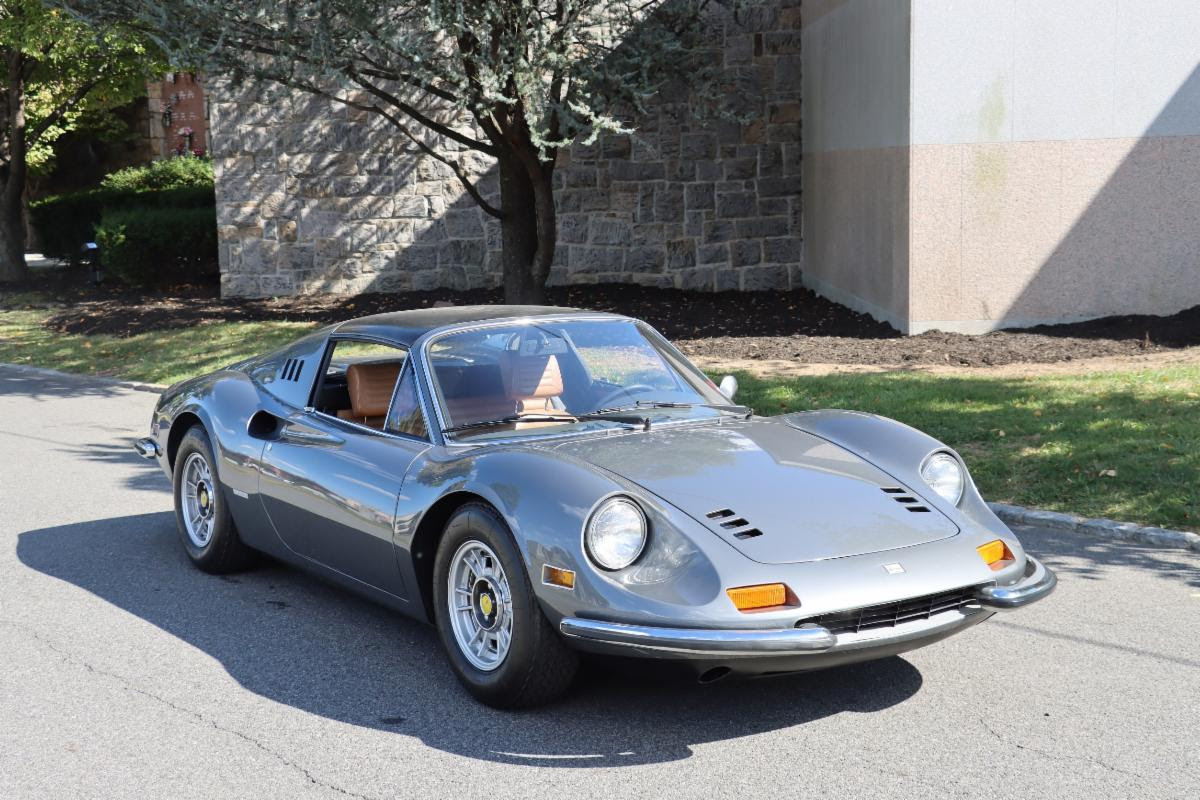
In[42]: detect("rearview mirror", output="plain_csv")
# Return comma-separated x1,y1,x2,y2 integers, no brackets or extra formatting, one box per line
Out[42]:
718,375,738,401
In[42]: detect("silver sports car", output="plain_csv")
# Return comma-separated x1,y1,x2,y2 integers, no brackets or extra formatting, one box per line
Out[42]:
135,305,1055,707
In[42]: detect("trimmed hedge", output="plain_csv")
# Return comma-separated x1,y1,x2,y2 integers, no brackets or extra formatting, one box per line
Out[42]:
29,157,215,263
100,157,214,191
94,206,219,285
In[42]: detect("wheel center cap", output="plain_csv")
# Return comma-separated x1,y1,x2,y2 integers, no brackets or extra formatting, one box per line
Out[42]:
471,580,499,630
198,483,210,511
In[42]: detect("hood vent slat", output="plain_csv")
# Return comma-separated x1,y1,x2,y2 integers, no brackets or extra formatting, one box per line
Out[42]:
707,508,762,539
881,487,931,512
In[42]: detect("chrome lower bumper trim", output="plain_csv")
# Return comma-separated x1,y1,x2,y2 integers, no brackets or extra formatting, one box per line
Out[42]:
134,437,162,459
976,556,1056,609
559,617,836,656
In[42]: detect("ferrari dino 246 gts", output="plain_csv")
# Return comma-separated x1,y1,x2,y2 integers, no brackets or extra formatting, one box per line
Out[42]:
136,305,1055,707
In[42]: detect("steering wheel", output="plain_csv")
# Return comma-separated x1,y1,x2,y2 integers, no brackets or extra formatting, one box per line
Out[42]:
593,384,657,410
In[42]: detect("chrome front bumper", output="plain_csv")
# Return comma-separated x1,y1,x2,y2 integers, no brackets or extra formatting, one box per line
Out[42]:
976,555,1057,609
134,437,162,459
560,618,837,656
559,556,1055,660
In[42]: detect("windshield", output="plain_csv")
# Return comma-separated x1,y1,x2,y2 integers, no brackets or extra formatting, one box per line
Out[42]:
426,318,732,440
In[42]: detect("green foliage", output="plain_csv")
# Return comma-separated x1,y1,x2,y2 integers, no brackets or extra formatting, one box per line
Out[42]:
29,157,214,260
58,1,743,154
1,1,165,173
94,205,218,285
100,156,214,191
27,189,104,260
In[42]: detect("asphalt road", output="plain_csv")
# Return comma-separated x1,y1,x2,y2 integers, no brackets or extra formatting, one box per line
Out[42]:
1,364,1197,799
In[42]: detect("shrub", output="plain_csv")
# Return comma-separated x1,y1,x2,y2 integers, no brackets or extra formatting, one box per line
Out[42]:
28,190,106,261
29,157,216,262
100,156,213,191
94,206,218,286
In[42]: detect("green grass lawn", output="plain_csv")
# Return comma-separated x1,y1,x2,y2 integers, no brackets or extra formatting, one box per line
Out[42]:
0,307,313,386
734,368,1200,532
2,304,1197,531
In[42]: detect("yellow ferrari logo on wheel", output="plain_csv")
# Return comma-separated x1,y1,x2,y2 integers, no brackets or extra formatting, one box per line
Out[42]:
479,594,494,616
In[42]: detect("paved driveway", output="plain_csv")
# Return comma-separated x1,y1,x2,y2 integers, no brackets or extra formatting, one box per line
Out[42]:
1,364,1196,799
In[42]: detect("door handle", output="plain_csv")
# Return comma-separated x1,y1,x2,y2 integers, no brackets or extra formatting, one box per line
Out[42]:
280,424,344,446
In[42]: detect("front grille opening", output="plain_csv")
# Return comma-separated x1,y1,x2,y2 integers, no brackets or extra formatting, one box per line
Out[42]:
906,506,931,513
881,487,906,494
798,586,980,635
707,509,735,519
720,517,749,529
733,528,762,540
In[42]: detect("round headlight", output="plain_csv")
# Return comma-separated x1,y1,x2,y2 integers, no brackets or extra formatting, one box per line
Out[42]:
921,452,964,505
585,497,648,570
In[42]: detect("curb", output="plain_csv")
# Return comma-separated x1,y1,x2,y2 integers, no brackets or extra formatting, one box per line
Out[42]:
0,362,166,394
989,502,1200,553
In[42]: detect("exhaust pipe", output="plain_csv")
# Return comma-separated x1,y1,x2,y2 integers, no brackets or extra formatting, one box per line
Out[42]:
697,666,732,684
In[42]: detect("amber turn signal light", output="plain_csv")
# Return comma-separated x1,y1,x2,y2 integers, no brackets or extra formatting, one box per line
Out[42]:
977,539,1014,570
727,583,788,611
542,564,576,589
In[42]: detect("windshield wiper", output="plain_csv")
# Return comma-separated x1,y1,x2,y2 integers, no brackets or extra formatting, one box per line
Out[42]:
588,400,753,418
444,412,650,435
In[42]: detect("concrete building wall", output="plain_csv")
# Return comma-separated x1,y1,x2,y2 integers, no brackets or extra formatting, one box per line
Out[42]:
212,2,803,299
804,0,1200,334
907,0,1200,333
800,0,912,330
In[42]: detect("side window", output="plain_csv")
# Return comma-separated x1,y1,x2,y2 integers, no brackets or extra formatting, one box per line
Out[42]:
312,339,407,430
386,364,428,439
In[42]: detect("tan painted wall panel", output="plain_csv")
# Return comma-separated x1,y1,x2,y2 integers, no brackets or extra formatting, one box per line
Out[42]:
908,136,1200,333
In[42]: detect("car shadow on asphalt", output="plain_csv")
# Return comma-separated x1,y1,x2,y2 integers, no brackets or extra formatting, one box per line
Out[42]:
17,511,925,767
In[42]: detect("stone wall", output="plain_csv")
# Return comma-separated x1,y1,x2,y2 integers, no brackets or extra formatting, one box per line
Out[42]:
211,1,802,298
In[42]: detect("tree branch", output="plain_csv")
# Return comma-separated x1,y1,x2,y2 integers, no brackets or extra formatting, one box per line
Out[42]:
345,71,497,157
26,79,101,145
259,74,504,220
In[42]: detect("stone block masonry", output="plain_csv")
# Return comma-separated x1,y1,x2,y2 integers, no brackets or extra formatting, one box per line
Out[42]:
211,1,802,298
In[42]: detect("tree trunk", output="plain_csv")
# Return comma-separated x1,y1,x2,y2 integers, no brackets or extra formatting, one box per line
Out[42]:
0,49,28,284
498,156,540,304
497,152,556,305
0,183,25,283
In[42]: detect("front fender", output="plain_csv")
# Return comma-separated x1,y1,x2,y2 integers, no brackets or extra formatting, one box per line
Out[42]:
399,444,726,626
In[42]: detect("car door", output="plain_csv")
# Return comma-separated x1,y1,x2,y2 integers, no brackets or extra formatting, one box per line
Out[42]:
256,339,429,599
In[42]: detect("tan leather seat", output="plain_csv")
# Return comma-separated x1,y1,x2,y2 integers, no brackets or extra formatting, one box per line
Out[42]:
499,352,565,428
337,362,402,428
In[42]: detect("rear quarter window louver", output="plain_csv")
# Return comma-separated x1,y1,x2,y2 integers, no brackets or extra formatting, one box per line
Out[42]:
280,358,305,382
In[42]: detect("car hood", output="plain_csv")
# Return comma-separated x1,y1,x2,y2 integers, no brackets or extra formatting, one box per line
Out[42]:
549,419,958,564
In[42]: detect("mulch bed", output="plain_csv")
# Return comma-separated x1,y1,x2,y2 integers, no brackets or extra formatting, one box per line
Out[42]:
10,276,1200,367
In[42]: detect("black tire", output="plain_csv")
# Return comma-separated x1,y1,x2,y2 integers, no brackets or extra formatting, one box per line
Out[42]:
432,502,579,708
172,426,256,574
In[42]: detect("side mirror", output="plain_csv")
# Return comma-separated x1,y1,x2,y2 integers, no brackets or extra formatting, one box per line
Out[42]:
718,375,739,401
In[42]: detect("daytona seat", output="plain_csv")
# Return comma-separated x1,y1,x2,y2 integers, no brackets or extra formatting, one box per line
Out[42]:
338,362,402,428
